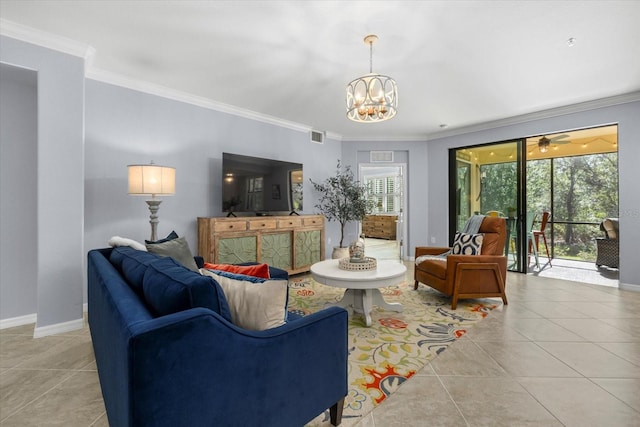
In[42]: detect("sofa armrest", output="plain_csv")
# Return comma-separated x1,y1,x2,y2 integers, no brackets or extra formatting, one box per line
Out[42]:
415,246,451,257
127,306,348,427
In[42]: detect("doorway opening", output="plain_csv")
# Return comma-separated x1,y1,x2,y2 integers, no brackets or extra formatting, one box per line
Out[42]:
359,163,406,261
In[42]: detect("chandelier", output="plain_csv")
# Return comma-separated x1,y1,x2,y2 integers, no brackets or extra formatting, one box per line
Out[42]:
346,34,397,123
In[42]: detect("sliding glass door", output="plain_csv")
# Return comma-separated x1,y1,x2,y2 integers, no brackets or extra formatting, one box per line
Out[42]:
449,125,618,276
450,140,527,272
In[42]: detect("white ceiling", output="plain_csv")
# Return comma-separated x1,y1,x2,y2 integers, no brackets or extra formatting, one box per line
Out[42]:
1,1,639,140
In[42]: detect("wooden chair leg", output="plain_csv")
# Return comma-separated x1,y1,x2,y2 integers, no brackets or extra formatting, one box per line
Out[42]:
330,397,345,426
414,279,419,290
542,234,551,266
535,233,552,266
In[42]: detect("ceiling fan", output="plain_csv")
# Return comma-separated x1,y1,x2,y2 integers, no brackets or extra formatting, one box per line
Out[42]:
536,134,571,153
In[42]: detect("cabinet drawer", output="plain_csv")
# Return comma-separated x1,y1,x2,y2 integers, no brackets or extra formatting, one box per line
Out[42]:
303,217,323,226
278,218,302,228
214,221,247,232
249,219,277,230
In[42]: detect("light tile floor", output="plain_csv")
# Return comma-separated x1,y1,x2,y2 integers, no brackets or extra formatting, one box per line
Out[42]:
2,267,639,426
364,270,640,427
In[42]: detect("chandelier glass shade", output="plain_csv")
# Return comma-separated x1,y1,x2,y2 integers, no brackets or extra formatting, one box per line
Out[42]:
346,35,397,123
538,136,551,153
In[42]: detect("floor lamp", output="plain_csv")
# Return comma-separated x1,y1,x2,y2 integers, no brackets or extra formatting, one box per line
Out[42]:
128,162,175,241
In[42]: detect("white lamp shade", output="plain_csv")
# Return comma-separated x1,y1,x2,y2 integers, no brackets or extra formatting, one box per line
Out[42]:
128,164,175,196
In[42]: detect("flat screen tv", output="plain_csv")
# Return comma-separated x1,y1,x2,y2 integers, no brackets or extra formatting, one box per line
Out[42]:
222,152,303,216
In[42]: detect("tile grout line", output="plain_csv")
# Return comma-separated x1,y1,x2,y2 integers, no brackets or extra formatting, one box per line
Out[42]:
0,369,79,423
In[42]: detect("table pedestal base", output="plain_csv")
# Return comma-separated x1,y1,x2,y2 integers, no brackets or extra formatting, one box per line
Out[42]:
328,288,402,326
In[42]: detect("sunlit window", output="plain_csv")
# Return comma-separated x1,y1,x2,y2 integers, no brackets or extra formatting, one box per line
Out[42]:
367,176,399,213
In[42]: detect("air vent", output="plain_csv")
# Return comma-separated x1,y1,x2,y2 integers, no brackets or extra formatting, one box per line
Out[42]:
310,130,325,144
370,151,394,162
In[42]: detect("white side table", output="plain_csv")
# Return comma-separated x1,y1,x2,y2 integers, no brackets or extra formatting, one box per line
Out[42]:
310,259,406,326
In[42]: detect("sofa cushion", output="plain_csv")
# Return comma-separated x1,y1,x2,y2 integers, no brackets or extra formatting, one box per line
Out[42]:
452,232,484,255
235,262,289,280
143,257,231,320
203,262,271,279
109,246,161,294
200,269,288,331
145,230,179,245
145,236,199,272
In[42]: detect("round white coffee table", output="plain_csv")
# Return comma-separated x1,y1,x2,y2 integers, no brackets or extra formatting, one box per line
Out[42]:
310,259,407,326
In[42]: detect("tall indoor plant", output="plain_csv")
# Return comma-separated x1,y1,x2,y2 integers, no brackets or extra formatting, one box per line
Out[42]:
310,161,376,257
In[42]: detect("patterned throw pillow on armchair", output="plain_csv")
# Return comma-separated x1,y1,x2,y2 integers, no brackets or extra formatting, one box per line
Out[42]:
451,232,484,255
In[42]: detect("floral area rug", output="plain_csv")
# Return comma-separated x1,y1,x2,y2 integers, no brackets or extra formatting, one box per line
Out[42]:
288,276,497,426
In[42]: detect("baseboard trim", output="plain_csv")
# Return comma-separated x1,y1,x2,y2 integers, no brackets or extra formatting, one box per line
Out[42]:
0,313,37,330
33,318,84,338
619,282,639,292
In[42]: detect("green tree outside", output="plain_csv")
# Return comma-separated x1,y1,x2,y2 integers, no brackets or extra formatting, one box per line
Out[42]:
478,152,617,262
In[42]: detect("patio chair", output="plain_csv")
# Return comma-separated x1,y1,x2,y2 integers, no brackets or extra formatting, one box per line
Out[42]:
531,211,551,266
596,218,619,268
526,211,540,269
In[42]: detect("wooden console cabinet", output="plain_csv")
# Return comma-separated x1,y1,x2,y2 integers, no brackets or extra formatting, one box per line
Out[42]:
362,214,398,240
197,215,325,275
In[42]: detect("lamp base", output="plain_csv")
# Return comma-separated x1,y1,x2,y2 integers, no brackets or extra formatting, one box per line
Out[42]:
146,199,163,241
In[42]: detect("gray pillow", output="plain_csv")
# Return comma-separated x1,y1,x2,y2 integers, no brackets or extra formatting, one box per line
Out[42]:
145,236,199,272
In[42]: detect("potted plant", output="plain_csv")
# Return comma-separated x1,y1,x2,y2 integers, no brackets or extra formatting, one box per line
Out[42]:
310,160,376,258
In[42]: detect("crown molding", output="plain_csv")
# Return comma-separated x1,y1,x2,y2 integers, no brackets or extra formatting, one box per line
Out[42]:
426,92,640,140
1,19,323,138
342,134,427,143
5,18,636,143
324,131,342,142
0,19,93,60
86,68,327,136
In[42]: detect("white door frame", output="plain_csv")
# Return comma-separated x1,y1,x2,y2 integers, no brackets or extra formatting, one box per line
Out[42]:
358,163,408,260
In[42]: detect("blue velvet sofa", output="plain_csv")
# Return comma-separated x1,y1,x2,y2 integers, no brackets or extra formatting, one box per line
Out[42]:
88,246,348,426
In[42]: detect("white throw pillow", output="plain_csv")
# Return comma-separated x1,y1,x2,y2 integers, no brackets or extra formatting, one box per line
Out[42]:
200,269,288,331
108,236,147,251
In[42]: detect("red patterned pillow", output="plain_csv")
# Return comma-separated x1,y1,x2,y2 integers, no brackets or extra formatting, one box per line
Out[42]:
203,262,271,279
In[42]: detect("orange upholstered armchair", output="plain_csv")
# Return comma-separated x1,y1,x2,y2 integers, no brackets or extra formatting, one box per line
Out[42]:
414,216,508,309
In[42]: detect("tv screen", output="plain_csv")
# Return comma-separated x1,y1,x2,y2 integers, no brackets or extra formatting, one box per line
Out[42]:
222,152,303,215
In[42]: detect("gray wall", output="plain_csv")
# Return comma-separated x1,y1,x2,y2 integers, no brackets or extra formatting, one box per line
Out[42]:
0,36,85,332
0,63,38,320
84,79,342,268
424,101,640,289
2,31,638,332
341,141,429,258
1,33,343,331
